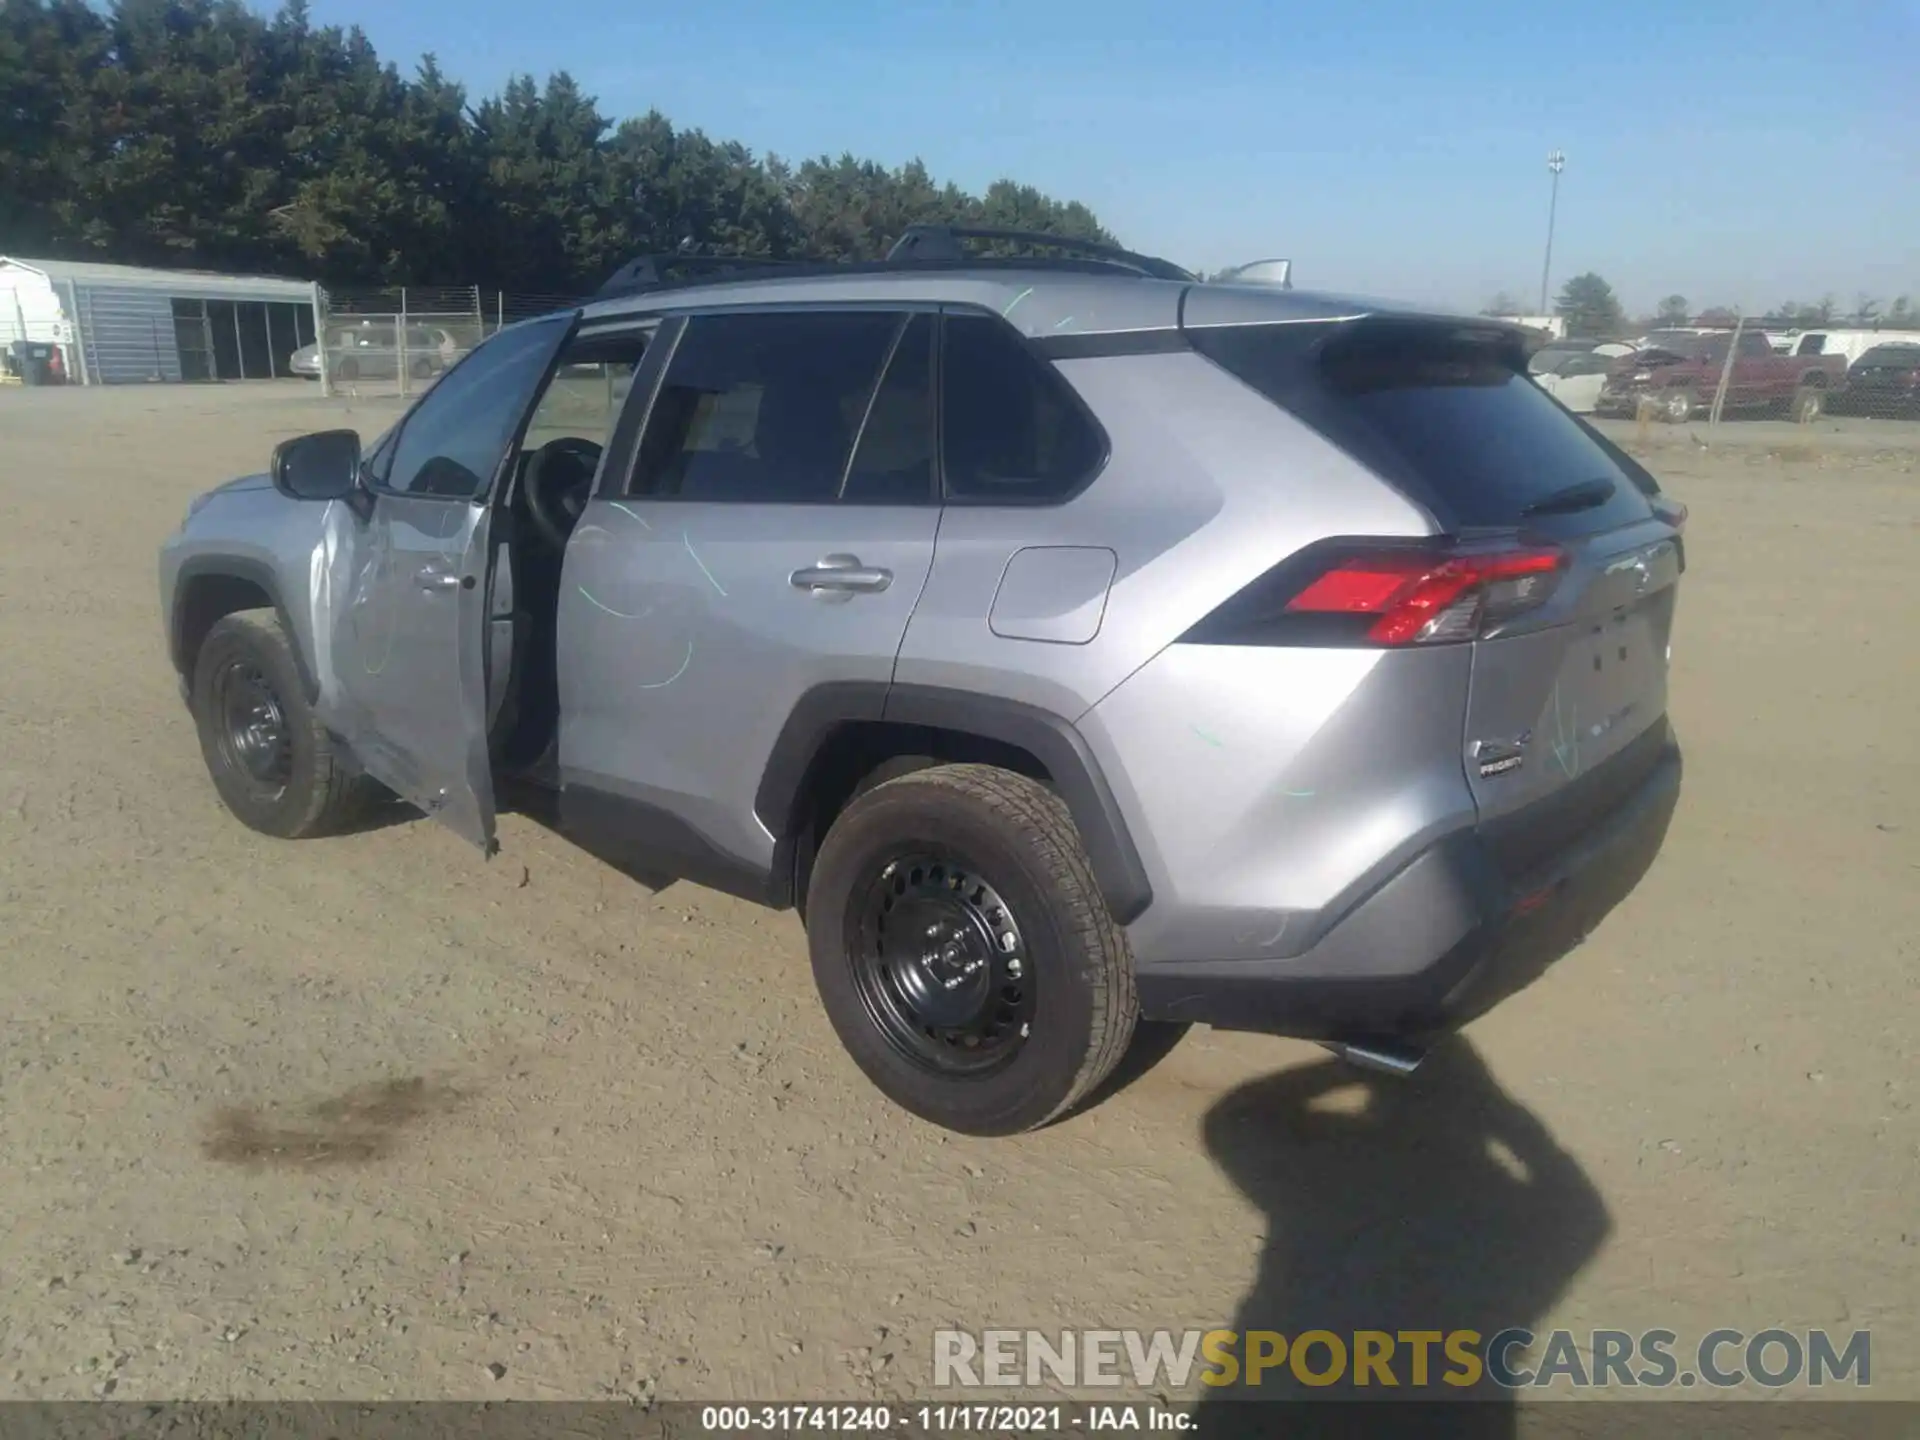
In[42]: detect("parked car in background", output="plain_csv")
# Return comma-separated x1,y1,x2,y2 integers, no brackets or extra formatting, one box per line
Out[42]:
288,324,459,382
1776,328,1920,373
1528,345,1620,413
1595,328,1845,422
1832,343,1920,416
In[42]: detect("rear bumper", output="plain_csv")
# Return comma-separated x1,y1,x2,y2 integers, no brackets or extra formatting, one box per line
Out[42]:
1135,738,1682,1041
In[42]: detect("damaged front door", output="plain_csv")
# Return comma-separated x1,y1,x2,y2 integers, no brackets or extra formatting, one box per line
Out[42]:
330,314,577,850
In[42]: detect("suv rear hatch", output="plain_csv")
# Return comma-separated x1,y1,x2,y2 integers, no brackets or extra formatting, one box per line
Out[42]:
1183,303,1684,879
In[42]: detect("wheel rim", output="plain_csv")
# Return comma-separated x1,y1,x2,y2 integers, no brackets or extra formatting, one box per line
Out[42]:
1666,391,1689,420
847,852,1035,1076
214,658,292,797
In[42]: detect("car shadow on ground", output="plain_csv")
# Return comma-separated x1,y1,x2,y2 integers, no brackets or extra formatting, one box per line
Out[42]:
1191,1036,1609,1437
314,791,432,839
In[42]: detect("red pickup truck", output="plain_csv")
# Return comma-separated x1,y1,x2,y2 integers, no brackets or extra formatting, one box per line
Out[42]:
1595,329,1846,423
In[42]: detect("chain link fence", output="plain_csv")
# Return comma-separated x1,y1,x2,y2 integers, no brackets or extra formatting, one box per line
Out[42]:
311,286,579,398
302,279,1920,469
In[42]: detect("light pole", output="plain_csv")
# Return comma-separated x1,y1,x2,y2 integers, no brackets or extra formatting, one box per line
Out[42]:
1539,149,1565,316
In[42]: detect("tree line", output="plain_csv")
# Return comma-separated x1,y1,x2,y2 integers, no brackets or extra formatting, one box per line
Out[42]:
0,0,1116,294
1486,279,1918,340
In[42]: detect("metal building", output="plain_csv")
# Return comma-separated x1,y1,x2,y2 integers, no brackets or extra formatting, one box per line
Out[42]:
0,256,321,385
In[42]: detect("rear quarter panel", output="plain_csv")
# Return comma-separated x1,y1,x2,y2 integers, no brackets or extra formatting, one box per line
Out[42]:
893,349,1434,719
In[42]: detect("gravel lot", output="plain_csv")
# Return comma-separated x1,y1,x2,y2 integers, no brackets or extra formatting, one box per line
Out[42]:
1,384,1914,1405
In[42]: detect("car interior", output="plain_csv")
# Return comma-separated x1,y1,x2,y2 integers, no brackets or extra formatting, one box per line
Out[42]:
488,330,651,785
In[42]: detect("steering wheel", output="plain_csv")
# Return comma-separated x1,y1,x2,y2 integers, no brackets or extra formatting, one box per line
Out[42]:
522,436,604,551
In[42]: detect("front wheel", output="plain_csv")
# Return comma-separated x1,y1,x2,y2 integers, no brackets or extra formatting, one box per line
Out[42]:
1791,384,1825,424
190,612,378,838
804,764,1139,1135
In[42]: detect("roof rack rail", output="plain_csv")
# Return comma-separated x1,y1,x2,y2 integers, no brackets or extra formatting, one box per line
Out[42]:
885,225,1194,282
593,253,821,300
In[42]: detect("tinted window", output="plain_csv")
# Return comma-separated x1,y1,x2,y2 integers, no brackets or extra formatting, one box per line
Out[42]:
1190,319,1657,532
941,313,1104,502
842,314,935,503
630,311,900,502
1738,330,1773,356
1857,346,1920,368
1796,334,1826,356
382,318,569,499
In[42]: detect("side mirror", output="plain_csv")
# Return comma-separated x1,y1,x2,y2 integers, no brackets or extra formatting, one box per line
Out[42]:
271,429,362,501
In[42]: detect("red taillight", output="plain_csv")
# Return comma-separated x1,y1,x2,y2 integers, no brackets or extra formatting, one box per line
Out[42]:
1284,546,1567,646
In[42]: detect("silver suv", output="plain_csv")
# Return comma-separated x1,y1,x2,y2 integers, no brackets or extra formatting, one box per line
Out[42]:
158,229,1686,1136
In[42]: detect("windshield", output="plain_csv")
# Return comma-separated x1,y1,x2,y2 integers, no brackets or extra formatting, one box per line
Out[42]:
1528,347,1589,375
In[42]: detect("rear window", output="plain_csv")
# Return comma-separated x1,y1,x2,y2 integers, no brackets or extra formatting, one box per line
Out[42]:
1189,319,1660,532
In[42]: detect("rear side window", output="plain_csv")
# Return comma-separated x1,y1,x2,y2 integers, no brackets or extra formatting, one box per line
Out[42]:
1796,334,1826,356
941,313,1105,502
1190,319,1658,532
631,311,901,502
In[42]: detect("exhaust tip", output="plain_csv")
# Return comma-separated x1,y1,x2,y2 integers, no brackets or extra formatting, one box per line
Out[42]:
1320,1038,1426,1077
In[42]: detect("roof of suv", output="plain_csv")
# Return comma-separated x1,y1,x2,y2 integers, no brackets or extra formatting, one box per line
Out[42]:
582,267,1415,346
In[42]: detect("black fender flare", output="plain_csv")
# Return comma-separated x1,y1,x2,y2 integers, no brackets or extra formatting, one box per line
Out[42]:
754,682,1154,925
171,556,320,703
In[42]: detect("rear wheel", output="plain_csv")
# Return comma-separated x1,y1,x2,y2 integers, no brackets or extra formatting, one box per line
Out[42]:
335,357,360,382
1791,383,1825,423
804,764,1138,1135
190,612,377,838
1659,388,1692,423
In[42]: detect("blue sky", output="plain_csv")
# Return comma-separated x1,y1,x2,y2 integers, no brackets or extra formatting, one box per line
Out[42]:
310,0,1918,315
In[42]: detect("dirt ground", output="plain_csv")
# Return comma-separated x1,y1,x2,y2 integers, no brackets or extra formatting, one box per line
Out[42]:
0,383,1914,1405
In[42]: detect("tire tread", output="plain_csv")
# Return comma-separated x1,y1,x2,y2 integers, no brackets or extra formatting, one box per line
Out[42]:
859,762,1139,1128
194,611,377,838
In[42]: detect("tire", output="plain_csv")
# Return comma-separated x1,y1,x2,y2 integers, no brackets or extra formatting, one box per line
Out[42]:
1791,384,1824,424
804,763,1139,1135
1660,388,1692,424
336,357,359,381
190,611,377,839
409,355,434,379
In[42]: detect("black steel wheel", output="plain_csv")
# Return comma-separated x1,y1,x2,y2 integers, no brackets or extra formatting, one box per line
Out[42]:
848,851,1036,1077
190,611,377,839
805,764,1138,1136
212,657,294,799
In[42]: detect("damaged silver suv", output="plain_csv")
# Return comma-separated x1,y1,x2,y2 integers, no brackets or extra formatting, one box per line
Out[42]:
159,228,1686,1135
